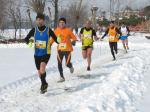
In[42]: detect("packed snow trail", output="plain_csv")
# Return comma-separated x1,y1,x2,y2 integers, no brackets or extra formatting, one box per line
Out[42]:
1,32,150,112
0,41,150,112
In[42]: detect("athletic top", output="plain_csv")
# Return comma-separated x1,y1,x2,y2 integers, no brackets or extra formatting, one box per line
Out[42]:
51,27,77,52
102,27,122,42
119,26,130,36
80,27,96,47
25,25,58,56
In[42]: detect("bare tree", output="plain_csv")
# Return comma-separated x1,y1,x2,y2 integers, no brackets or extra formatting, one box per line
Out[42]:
74,0,83,29
0,0,7,30
16,7,22,39
60,2,88,28
27,0,46,14
6,0,20,40
48,0,59,28
27,9,33,28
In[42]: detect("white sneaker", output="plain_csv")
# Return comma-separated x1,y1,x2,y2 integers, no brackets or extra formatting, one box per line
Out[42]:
57,77,65,83
70,67,74,74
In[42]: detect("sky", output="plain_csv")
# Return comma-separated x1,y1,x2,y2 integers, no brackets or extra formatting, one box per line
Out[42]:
20,0,150,20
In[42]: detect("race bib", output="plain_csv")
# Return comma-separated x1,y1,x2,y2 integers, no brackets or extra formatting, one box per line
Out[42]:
35,40,46,49
83,34,92,38
122,32,127,36
109,36,115,41
59,43,67,50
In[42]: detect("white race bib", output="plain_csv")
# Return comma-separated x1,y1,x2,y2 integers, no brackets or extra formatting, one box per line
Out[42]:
83,34,92,38
59,43,67,50
35,40,46,49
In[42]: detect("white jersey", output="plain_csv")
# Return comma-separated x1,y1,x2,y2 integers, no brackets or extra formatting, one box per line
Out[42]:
120,26,128,36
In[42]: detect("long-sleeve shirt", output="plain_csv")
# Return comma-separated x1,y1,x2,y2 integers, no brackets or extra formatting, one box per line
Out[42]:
102,27,122,39
24,25,58,44
50,27,77,52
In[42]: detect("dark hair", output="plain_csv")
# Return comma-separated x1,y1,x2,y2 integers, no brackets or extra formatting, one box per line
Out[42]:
110,21,115,24
36,13,45,20
121,22,125,24
59,17,66,23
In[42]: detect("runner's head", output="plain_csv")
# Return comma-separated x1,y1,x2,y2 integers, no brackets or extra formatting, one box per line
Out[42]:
109,21,115,28
85,20,92,29
121,22,126,27
59,17,66,29
36,13,45,27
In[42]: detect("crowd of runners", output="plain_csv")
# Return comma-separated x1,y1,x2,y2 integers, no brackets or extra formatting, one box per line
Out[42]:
24,13,130,94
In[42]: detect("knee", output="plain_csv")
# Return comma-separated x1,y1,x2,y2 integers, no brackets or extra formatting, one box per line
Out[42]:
40,68,45,74
83,54,87,59
87,53,92,58
40,64,46,74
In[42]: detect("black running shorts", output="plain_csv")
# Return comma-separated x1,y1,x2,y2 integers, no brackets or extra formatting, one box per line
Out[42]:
82,46,93,51
34,54,50,70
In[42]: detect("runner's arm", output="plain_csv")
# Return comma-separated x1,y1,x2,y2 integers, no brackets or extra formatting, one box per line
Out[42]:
93,29,98,41
116,28,122,39
24,28,35,44
49,28,59,44
69,29,77,46
70,29,77,41
126,26,130,36
79,28,84,40
101,28,109,39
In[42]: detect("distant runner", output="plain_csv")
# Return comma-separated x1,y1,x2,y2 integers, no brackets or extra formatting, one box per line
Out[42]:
119,22,130,53
101,21,122,61
79,20,98,71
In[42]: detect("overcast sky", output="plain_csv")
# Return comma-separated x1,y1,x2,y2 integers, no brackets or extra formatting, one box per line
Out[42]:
21,0,150,19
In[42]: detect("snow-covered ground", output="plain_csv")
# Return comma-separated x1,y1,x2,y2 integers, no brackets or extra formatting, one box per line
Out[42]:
0,33,150,112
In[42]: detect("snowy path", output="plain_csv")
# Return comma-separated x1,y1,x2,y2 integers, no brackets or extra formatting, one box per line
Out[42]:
136,65,150,112
0,42,150,112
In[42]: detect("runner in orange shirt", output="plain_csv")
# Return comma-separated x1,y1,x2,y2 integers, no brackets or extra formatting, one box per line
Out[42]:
51,18,77,82
101,21,122,61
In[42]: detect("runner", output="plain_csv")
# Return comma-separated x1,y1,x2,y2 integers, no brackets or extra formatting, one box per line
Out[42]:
119,22,130,52
24,13,58,94
101,21,122,61
79,20,98,71
50,18,77,83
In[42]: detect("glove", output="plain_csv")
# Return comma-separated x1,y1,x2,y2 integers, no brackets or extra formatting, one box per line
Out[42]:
28,39,34,48
71,40,76,46
24,38,29,44
57,36,61,43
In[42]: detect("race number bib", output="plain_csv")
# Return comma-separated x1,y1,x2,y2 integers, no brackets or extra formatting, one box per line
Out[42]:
59,43,67,50
35,40,46,49
122,32,127,36
109,36,115,41
83,34,92,38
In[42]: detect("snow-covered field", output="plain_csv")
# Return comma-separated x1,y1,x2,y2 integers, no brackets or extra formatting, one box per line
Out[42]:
0,33,150,112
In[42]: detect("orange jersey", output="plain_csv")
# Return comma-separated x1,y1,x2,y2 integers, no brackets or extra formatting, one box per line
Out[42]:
108,27,119,42
50,27,77,52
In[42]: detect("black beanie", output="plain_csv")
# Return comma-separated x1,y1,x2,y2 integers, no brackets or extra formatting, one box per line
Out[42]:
36,13,45,20
59,17,66,23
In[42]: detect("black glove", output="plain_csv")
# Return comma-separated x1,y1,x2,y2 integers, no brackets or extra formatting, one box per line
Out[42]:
24,38,29,44
71,40,76,46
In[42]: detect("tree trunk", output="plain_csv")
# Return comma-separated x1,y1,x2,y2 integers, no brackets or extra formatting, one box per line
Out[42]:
54,0,58,29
